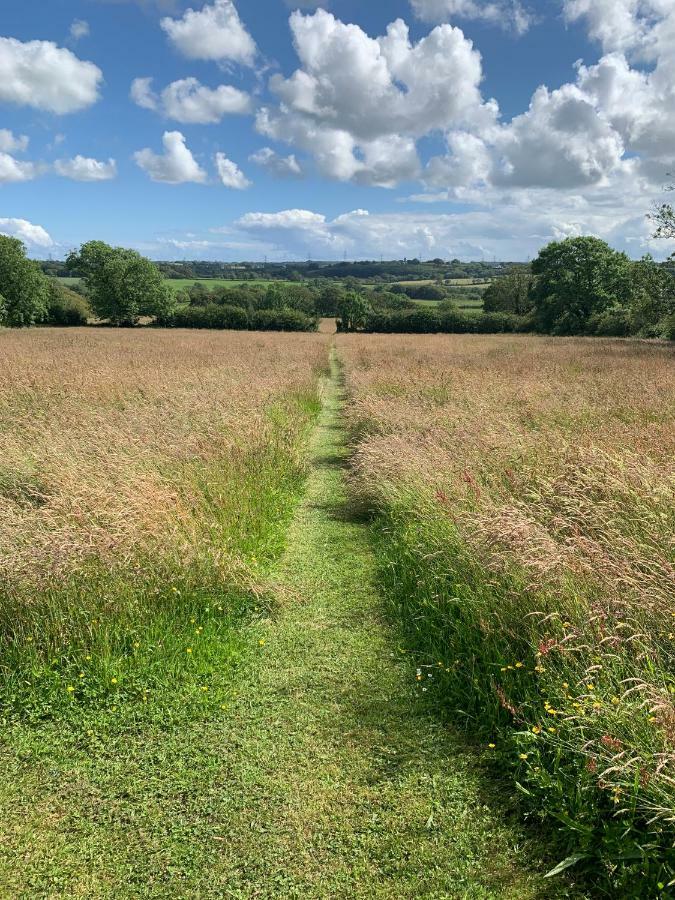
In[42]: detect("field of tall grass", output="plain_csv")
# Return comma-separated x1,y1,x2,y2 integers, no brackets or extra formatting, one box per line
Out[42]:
0,328,328,722
338,333,675,893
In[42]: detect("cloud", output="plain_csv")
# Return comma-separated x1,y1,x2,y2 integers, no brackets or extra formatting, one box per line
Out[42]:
0,153,37,184
54,155,117,181
0,129,29,153
258,10,496,185
250,147,302,177
0,217,53,247
563,0,667,55
491,83,626,188
215,153,251,188
161,0,257,66
70,19,90,41
0,37,102,113
134,131,207,183
131,76,252,123
410,0,532,35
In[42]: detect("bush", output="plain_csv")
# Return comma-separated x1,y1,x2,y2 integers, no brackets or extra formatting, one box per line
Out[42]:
250,308,316,332
586,307,633,337
363,309,530,335
170,304,250,330
44,283,90,326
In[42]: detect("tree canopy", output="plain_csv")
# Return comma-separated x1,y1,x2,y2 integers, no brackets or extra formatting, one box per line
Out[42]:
66,241,175,326
531,237,632,334
0,235,50,327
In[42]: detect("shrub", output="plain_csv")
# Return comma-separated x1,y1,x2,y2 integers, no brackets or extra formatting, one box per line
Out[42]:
586,307,633,337
171,304,250,330
44,283,90,326
251,307,316,332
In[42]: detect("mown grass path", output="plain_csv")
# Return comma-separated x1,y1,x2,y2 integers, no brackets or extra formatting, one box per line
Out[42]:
210,351,549,898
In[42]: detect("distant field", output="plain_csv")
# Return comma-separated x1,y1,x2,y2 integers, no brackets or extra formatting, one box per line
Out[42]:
395,278,491,287
56,277,282,292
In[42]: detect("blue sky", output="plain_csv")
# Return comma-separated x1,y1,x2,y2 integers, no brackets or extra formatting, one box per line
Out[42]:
0,0,673,260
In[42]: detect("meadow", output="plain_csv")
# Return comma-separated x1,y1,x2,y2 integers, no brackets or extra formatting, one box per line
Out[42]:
338,333,675,893
0,328,327,722
1,323,672,895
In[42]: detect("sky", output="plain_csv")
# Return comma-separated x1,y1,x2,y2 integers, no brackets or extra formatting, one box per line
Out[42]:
0,0,674,262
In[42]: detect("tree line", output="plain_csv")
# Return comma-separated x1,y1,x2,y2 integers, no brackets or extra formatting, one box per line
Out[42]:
343,237,675,339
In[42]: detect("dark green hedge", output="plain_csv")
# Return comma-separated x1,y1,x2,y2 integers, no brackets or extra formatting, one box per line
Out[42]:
362,309,531,334
159,304,317,332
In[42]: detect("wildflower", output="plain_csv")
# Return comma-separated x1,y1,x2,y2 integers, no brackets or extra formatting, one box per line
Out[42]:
488,743,496,749
87,729,93,736
515,662,524,669
79,672,85,678
562,682,569,689
648,716,657,724
611,697,620,706
111,677,118,685
133,642,140,649
548,727,557,733
593,702,602,710
586,684,594,691
85,655,92,661
66,685,75,693
186,648,193,654
259,639,265,646
532,726,541,735
534,665,545,673
202,686,208,692
562,622,571,628
519,753,529,760
500,667,507,672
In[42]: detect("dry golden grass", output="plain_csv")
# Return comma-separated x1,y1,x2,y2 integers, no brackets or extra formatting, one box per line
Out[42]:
0,327,327,586
338,333,675,887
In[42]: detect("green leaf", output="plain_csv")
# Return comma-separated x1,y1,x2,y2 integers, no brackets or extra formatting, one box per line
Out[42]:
544,855,587,878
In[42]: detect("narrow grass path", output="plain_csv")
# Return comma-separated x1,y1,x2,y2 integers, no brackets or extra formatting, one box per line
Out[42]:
211,351,549,898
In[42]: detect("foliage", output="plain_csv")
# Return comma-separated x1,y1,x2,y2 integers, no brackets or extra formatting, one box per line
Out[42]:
531,237,633,334
362,308,530,334
0,235,50,327
170,303,250,330
67,241,176,326
629,255,675,335
336,291,371,331
44,282,90,326
251,307,317,331
483,269,535,315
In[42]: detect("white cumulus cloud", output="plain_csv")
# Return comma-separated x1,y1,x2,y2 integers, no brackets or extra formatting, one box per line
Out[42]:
257,10,496,185
134,131,207,184
410,0,532,34
0,37,102,113
54,155,117,181
0,217,53,247
0,153,37,184
161,0,257,66
131,76,252,123
215,152,251,189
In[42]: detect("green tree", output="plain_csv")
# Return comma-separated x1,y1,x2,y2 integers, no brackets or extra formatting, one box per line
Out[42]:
483,269,535,315
629,255,675,334
66,241,175,326
649,182,674,252
531,236,632,334
336,291,371,332
0,235,50,327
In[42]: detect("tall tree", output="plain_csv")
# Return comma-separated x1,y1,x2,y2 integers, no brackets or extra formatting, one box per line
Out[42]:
0,235,50,327
66,241,175,326
531,237,632,334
